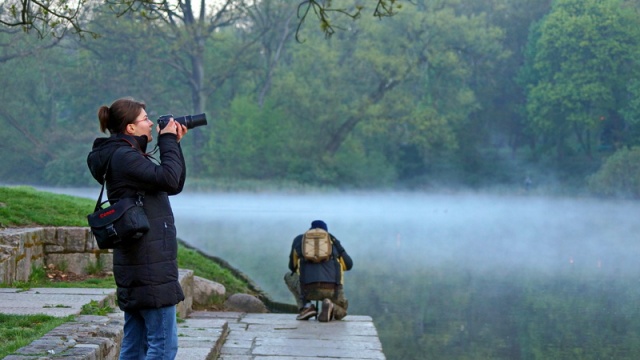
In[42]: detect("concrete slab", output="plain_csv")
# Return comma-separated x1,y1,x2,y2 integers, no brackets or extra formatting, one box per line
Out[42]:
1,292,386,360
177,314,229,359
0,287,116,316
210,312,387,360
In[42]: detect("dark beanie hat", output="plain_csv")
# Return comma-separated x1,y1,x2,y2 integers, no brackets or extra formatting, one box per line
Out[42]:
310,220,328,231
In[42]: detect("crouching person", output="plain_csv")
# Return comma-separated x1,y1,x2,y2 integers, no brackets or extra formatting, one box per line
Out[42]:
284,220,353,322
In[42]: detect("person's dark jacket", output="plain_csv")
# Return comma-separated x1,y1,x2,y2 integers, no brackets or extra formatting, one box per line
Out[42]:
288,233,353,286
87,133,186,311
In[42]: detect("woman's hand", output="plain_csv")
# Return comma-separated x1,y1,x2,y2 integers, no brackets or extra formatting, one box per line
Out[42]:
176,123,188,142
156,118,187,141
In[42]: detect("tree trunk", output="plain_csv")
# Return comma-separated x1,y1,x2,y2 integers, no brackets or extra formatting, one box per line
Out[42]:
325,79,398,156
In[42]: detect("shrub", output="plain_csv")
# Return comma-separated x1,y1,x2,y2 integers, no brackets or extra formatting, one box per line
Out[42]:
588,147,640,198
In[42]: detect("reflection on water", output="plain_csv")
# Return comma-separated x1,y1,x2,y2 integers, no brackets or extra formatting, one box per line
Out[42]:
170,192,640,302
42,187,640,359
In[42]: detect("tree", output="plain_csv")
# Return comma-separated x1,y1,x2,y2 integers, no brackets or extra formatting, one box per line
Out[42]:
85,0,258,173
0,29,62,63
322,0,506,184
1,0,403,39
245,0,297,106
295,0,401,40
521,0,640,160
205,0,507,186
457,0,552,154
588,146,640,198
0,33,95,184
0,0,91,38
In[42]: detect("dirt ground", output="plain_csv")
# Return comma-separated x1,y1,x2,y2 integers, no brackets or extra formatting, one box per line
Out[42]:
44,264,113,283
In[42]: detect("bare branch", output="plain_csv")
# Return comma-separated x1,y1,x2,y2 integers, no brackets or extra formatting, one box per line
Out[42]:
0,0,98,38
0,29,62,62
295,0,404,42
1,0,403,40
0,107,54,164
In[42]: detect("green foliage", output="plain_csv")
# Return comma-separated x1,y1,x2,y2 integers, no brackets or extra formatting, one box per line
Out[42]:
250,1,507,187
28,264,48,284
330,138,397,187
3,0,640,192
619,78,640,147
80,300,114,316
522,0,640,158
295,0,402,41
85,257,104,275
57,260,69,272
205,96,295,180
588,146,640,198
43,144,96,186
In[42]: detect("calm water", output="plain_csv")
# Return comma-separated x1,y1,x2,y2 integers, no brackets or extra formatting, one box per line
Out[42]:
45,187,640,303
41,187,640,358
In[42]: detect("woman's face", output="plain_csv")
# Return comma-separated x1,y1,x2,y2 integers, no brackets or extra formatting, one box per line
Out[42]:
129,108,154,142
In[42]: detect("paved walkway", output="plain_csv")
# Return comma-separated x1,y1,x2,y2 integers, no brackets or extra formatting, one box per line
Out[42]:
1,288,386,359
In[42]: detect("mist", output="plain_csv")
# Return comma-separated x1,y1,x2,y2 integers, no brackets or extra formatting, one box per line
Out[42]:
42,187,640,298
164,191,640,302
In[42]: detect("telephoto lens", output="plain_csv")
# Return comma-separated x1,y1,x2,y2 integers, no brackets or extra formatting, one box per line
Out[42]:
157,113,207,130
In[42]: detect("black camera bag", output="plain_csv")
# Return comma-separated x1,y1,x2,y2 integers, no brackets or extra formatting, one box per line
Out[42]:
88,196,149,249
87,157,149,249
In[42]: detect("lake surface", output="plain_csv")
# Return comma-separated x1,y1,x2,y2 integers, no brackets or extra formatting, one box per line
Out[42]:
46,188,640,301
42,187,640,359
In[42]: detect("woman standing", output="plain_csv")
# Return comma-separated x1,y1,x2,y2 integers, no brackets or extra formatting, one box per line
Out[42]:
87,97,188,359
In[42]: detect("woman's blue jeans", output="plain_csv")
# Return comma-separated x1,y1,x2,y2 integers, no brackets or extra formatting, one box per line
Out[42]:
119,305,178,360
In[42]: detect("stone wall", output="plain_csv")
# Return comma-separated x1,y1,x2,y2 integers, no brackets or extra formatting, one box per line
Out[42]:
0,227,112,284
1,227,294,314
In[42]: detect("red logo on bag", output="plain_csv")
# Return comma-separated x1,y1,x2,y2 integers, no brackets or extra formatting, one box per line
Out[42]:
99,209,116,218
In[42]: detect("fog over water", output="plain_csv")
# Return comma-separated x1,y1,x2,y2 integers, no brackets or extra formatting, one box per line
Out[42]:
45,188,640,304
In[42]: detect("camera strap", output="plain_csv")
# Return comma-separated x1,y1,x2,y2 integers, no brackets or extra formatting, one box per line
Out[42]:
94,140,147,212
93,157,112,212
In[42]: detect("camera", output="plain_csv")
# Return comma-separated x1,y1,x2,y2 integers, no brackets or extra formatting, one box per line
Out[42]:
157,113,208,130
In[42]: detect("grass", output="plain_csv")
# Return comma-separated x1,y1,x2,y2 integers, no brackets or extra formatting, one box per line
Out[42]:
0,185,255,356
0,313,74,359
0,185,252,294
80,300,114,316
177,246,250,295
0,186,94,227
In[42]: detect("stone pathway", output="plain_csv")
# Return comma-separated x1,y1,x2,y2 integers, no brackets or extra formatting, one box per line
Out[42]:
1,289,386,359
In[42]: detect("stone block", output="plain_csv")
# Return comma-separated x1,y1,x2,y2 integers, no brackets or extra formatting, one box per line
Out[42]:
22,228,44,250
1,227,112,282
42,227,59,245
26,240,44,261
46,253,100,275
177,269,194,318
0,244,15,261
58,227,89,252
15,253,36,282
193,276,226,306
99,252,114,272
13,232,29,253
44,244,66,253
224,293,268,313
0,254,16,284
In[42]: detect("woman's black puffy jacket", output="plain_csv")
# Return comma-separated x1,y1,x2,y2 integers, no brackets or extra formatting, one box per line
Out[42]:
87,133,186,311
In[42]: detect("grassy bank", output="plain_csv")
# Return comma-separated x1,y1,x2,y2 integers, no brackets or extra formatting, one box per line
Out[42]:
0,185,256,358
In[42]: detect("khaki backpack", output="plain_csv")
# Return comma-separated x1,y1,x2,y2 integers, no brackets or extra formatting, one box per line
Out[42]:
302,228,333,263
